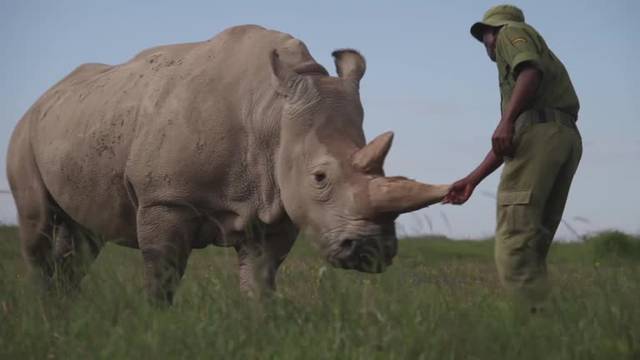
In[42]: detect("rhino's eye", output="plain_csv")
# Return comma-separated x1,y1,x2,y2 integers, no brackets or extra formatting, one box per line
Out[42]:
313,172,327,183
311,170,331,199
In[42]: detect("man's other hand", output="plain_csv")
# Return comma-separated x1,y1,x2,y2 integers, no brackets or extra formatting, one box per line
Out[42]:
491,120,515,157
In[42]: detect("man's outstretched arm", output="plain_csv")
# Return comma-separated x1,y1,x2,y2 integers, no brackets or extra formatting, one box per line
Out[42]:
442,150,502,204
443,64,541,205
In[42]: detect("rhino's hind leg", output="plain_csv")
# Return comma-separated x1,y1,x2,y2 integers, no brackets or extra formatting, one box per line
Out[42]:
49,217,104,292
19,207,104,294
17,210,55,291
9,131,54,290
15,192,103,293
136,205,194,304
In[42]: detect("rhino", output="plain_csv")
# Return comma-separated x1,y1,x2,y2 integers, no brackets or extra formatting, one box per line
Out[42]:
7,25,448,302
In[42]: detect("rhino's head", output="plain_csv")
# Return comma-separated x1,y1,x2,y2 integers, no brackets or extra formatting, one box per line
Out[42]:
271,48,448,273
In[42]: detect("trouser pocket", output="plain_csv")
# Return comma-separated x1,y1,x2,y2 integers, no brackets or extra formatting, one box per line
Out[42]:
497,190,532,236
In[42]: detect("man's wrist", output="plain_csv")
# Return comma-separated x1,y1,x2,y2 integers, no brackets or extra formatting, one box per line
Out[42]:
465,174,481,187
500,115,516,125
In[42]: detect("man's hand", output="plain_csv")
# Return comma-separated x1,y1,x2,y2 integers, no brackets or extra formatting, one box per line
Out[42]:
491,119,515,157
442,177,477,205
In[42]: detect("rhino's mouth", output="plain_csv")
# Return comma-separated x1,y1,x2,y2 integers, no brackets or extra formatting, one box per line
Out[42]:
326,236,395,273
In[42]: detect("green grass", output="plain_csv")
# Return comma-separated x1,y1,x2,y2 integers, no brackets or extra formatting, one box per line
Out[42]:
1,225,639,359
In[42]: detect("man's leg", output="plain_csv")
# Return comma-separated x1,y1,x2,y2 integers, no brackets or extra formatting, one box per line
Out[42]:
540,126,582,257
495,115,579,306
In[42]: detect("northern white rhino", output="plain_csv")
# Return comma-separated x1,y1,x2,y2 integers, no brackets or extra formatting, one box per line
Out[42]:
7,25,448,302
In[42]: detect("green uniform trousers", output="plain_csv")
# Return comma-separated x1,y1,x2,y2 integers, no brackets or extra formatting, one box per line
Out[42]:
495,108,582,304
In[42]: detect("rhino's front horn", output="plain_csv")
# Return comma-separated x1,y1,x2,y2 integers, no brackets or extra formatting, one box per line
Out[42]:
369,176,450,214
352,131,394,175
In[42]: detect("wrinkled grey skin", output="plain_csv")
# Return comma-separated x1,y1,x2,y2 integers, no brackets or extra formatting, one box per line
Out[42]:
7,25,448,302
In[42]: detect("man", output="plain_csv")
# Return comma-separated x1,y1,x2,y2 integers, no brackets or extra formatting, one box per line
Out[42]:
444,5,582,308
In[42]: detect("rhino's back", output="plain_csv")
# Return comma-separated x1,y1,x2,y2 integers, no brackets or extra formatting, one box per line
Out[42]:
23,25,317,241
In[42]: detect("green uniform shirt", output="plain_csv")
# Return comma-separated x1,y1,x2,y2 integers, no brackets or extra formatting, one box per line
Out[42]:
496,23,580,117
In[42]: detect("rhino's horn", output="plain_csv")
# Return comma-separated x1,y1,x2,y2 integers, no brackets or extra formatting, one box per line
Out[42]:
369,177,450,214
352,131,394,175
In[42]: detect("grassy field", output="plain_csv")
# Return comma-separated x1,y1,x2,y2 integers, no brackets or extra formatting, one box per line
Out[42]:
1,225,639,359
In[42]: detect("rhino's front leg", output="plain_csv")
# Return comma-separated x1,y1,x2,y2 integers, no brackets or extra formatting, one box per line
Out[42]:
235,222,297,297
137,205,195,304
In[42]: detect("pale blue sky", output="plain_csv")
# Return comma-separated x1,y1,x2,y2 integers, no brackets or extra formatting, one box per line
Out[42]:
1,0,638,238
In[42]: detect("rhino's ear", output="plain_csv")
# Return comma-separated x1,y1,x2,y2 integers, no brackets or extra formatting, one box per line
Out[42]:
332,49,366,84
270,49,300,96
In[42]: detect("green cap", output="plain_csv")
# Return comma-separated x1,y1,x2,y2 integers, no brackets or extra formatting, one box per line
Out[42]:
470,4,525,42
